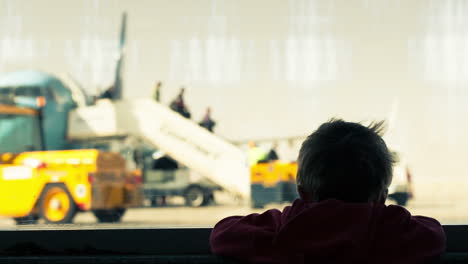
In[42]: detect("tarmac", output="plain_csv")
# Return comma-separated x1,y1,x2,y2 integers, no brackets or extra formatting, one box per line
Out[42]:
0,191,466,229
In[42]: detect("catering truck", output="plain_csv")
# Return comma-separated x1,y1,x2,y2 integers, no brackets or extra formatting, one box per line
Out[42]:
0,150,143,224
74,137,222,208
0,102,143,224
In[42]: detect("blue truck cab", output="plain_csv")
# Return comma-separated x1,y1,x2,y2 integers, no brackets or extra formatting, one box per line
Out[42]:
0,70,82,151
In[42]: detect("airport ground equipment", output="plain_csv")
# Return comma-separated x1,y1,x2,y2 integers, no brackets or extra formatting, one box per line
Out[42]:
0,70,85,151
0,102,43,153
0,69,411,208
0,72,412,209
68,99,250,200
0,149,143,224
0,10,249,202
73,136,223,207
250,161,413,208
250,162,298,208
0,101,143,224
144,167,221,207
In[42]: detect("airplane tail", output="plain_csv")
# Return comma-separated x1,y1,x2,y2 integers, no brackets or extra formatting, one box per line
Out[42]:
113,12,127,100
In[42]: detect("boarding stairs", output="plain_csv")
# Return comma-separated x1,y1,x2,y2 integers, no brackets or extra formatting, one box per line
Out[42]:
67,99,250,199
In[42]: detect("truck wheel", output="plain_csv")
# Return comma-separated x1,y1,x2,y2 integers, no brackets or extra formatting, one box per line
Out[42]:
201,192,214,206
14,215,39,225
93,209,126,223
185,186,205,207
252,202,265,209
150,197,158,207
39,185,77,224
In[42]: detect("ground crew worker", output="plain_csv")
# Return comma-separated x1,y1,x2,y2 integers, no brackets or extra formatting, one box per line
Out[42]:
248,141,267,166
266,142,279,161
153,81,162,102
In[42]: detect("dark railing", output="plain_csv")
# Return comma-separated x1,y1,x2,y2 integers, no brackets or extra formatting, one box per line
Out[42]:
0,226,465,264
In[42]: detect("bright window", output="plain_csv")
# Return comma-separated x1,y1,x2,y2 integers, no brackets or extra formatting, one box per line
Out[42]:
0,0,466,229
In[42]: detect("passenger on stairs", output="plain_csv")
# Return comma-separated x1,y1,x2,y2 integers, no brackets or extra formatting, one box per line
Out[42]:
170,87,191,118
199,107,216,132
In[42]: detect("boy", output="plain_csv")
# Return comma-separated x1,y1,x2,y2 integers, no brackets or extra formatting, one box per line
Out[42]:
210,119,445,264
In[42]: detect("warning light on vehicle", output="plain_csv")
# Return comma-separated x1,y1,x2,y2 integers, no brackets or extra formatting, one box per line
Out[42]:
36,96,46,107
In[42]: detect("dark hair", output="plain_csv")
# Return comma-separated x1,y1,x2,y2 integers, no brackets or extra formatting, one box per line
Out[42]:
297,119,395,203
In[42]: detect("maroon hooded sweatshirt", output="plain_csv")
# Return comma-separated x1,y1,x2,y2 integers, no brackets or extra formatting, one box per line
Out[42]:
210,199,445,264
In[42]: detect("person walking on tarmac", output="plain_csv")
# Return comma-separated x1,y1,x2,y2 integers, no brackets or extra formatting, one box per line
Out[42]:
199,107,216,132
247,141,267,166
170,87,191,118
266,142,279,161
153,81,162,102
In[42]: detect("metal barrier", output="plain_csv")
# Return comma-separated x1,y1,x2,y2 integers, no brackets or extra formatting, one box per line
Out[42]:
0,226,465,264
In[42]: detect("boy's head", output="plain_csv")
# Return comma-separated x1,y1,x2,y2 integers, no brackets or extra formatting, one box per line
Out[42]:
297,119,395,203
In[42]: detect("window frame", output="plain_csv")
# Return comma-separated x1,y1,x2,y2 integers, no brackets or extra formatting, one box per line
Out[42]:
0,227,212,256
0,225,464,257
13,86,43,98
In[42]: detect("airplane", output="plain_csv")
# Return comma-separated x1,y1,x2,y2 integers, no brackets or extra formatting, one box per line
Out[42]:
0,12,412,206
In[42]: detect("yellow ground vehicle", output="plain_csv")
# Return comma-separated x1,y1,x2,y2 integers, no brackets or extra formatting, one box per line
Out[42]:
250,161,298,208
0,149,143,224
251,159,413,208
